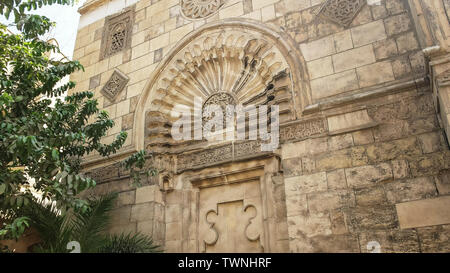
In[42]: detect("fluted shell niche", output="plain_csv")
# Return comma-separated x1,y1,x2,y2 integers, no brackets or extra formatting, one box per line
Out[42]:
145,29,297,148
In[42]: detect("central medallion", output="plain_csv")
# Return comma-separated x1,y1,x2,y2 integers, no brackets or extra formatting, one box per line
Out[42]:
202,92,236,129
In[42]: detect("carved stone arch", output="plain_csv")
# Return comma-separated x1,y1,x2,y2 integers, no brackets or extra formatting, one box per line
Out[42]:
133,18,311,151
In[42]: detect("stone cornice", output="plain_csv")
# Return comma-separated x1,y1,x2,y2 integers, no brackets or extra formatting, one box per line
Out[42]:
78,0,109,15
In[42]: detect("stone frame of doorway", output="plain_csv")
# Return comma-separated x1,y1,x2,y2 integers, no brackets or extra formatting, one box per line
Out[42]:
165,156,289,253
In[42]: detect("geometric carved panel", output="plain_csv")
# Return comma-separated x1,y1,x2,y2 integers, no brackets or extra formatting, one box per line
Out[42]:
180,0,225,20
317,0,366,27
101,69,129,101
100,8,134,60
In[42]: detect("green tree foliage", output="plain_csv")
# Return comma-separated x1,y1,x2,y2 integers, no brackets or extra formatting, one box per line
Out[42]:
20,193,160,253
0,0,153,241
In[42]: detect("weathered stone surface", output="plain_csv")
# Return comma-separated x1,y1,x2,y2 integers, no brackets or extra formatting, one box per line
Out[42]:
287,212,332,239
316,150,352,171
436,170,450,195
328,134,353,151
130,202,155,222
326,169,347,190
417,225,450,253
346,206,398,232
384,13,411,36
285,172,327,196
354,186,387,207
351,20,386,47
282,157,302,177
352,129,374,145
385,177,437,204
345,163,393,188
307,190,355,213
396,196,450,229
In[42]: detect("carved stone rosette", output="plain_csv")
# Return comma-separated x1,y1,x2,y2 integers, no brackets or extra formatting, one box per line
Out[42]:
101,69,129,101
317,0,366,27
180,0,225,19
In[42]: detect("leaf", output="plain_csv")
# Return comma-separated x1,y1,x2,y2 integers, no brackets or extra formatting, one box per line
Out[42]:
0,184,6,195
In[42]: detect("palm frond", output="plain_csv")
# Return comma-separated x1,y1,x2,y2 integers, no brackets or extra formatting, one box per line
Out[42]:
70,192,117,253
99,232,161,253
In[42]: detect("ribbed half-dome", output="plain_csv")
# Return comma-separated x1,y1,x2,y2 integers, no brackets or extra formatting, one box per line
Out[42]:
145,30,296,149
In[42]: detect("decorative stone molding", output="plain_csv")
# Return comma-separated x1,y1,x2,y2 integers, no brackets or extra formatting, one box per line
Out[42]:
180,0,225,19
317,0,366,27
279,118,327,142
176,118,327,172
101,69,129,101
100,8,134,60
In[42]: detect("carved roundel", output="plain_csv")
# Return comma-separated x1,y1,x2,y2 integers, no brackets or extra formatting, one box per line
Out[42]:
202,92,236,127
180,0,225,19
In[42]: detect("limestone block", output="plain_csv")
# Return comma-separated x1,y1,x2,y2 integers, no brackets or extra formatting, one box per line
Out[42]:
219,2,244,19
385,177,437,204
116,99,130,117
435,170,450,195
311,69,359,99
281,157,303,178
333,30,353,52
352,129,374,145
346,206,398,232
300,36,335,61
384,13,411,36
261,5,275,22
109,206,132,225
327,109,376,135
345,163,393,188
391,159,409,179
373,38,398,60
252,0,279,10
332,44,376,73
351,20,387,47
116,190,135,207
417,225,450,253
307,56,334,80
354,186,387,207
169,23,194,45
284,172,327,196
418,131,442,154
281,137,328,159
149,32,169,52
316,150,352,171
287,213,332,238
285,193,307,217
307,190,355,213
328,134,354,151
396,196,450,229
165,221,182,241
326,169,347,190
357,61,395,88
131,202,155,222
396,32,419,54
137,220,154,236
135,185,163,204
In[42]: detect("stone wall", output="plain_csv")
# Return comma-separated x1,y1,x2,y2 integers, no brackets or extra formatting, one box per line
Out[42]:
281,90,450,252
71,0,450,252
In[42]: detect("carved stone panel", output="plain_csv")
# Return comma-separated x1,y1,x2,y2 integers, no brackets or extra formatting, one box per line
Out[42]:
101,69,129,101
199,180,264,252
100,8,134,60
180,0,225,19
317,0,366,27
